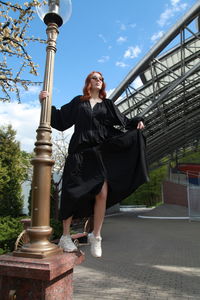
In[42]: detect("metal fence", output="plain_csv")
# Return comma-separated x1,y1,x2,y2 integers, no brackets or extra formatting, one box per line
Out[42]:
186,172,200,221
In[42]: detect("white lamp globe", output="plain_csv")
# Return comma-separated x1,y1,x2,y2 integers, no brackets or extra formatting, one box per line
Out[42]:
36,0,72,27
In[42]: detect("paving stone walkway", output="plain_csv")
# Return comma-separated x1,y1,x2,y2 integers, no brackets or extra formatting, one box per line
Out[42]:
73,207,200,300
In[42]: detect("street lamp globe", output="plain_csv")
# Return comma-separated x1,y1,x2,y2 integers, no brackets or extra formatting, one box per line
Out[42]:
36,0,72,27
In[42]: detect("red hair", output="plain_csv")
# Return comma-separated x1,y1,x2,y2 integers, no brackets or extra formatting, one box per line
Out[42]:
80,71,107,101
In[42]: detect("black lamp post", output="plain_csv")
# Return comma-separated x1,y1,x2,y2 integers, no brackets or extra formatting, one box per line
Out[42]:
14,0,72,258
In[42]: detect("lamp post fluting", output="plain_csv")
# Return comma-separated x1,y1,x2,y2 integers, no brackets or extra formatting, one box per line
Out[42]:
14,0,72,258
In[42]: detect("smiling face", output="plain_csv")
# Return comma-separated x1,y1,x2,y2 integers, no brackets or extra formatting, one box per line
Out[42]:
90,72,104,91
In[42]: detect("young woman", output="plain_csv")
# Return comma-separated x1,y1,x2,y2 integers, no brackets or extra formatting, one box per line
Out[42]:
39,71,148,258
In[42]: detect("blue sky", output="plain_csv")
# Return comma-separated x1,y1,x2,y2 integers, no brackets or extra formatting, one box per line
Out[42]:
0,0,197,151
35,0,197,103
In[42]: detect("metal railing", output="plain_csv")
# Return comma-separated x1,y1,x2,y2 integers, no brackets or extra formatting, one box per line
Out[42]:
109,2,200,167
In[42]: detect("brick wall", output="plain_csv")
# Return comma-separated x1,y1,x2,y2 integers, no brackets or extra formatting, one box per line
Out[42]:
162,181,188,207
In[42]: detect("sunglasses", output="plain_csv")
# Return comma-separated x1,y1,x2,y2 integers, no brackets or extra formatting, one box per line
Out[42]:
91,76,104,82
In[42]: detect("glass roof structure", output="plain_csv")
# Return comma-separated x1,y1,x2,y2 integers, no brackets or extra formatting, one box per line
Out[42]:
110,2,200,167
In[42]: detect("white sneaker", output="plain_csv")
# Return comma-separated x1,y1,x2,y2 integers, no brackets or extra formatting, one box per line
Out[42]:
88,232,102,258
58,235,78,252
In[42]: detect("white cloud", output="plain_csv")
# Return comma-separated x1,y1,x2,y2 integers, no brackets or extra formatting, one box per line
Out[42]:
0,101,40,152
116,61,129,68
158,8,174,27
116,36,127,44
21,85,41,96
120,23,126,31
98,56,110,63
117,20,136,31
129,23,136,29
157,0,188,27
0,101,74,153
151,30,165,42
124,46,141,59
98,34,107,43
171,0,181,6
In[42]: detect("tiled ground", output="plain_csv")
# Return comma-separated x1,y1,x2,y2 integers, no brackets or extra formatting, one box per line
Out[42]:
73,208,200,300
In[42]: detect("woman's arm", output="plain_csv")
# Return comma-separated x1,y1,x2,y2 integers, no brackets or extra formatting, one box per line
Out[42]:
105,99,145,130
39,91,79,131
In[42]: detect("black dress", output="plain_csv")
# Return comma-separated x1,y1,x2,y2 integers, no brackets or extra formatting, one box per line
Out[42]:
51,96,148,220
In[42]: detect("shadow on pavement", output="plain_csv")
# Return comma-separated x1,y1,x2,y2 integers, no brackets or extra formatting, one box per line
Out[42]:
73,209,200,300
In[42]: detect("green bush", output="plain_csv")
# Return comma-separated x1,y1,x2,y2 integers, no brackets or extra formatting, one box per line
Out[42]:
50,218,62,241
0,125,30,217
122,165,168,207
0,216,77,254
0,216,63,254
0,216,24,254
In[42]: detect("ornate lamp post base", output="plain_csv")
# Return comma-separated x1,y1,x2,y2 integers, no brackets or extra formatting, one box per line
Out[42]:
13,248,63,259
13,225,63,258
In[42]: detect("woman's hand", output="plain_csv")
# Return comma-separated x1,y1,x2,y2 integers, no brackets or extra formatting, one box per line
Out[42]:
39,90,49,102
137,121,145,130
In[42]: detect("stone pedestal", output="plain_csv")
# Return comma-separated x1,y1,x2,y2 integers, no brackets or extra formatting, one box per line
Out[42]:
0,251,84,300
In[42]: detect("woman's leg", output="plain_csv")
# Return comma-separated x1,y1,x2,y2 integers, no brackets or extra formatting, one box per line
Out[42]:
63,216,73,235
88,181,108,257
59,216,77,252
93,181,108,237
